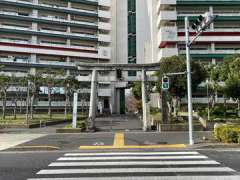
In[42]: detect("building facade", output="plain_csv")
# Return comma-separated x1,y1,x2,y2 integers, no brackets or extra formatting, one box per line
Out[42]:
0,0,150,114
149,0,240,64
0,0,123,113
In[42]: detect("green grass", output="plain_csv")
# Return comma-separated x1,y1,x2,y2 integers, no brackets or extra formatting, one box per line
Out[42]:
151,112,162,123
0,113,87,125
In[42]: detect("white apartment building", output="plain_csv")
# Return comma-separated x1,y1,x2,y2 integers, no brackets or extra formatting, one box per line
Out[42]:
0,0,159,114
145,0,240,65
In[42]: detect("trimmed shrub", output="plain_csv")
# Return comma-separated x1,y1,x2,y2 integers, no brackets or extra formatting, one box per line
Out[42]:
214,123,240,143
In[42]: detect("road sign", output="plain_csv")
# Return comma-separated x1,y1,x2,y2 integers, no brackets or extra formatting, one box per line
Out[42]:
162,76,169,90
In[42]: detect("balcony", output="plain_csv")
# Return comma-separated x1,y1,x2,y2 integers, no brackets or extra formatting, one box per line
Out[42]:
98,34,111,43
177,35,240,43
98,47,111,59
158,26,177,44
98,10,111,19
98,0,111,7
0,57,77,69
0,25,98,41
157,0,176,13
0,11,98,29
179,49,240,56
98,22,111,31
157,11,177,27
159,47,178,58
0,0,98,17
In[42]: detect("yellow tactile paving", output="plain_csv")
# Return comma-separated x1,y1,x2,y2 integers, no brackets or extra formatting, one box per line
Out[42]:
79,133,186,150
113,133,125,148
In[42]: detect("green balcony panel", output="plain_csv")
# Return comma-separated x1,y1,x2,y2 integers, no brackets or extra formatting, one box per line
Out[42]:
0,28,98,42
0,1,98,17
177,16,240,22
0,14,98,30
177,0,240,6
180,53,232,59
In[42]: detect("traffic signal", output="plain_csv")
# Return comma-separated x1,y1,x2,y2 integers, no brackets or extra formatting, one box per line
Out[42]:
191,15,204,32
191,12,216,32
162,76,169,90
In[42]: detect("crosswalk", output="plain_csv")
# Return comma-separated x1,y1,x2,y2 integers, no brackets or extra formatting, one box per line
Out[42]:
28,151,240,180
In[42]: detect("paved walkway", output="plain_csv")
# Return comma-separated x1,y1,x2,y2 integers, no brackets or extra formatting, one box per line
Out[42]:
0,134,46,151
95,114,142,132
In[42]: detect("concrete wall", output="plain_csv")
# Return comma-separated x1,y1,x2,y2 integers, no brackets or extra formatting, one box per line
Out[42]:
116,0,128,64
136,0,152,64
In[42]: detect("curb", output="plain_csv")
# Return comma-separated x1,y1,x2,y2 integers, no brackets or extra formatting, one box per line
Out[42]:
8,145,60,151
189,143,240,149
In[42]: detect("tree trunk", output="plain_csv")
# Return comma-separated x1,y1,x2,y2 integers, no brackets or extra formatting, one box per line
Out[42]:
30,94,34,120
25,89,29,125
2,91,7,120
223,95,227,118
19,90,23,113
48,86,52,119
237,98,240,117
13,99,17,120
64,93,69,120
161,91,169,124
2,97,6,120
172,96,180,118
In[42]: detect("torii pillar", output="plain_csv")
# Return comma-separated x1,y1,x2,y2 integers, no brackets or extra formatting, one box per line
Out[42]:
141,68,149,131
89,69,97,130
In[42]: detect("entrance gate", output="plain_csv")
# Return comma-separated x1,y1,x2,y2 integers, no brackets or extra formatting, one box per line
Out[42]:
76,63,160,131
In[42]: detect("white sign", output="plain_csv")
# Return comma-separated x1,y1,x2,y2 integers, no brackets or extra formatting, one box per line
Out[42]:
72,93,78,128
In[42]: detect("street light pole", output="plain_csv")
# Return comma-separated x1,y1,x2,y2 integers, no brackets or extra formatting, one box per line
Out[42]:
185,16,194,145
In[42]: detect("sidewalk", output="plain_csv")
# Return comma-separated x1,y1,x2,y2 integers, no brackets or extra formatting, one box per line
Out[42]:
0,133,46,151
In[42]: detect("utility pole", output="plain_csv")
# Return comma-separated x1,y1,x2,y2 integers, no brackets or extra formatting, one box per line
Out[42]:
184,13,218,145
185,16,194,145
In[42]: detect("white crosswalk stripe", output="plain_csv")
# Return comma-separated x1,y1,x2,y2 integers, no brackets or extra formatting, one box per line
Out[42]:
27,151,240,180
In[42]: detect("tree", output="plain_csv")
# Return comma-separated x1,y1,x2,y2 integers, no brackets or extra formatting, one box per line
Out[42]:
155,55,207,117
10,75,20,120
18,76,28,114
210,55,240,117
27,71,43,122
0,74,11,120
62,75,79,120
223,57,240,116
41,69,64,120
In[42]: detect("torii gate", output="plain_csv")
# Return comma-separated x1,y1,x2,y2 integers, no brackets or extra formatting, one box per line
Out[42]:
77,62,160,131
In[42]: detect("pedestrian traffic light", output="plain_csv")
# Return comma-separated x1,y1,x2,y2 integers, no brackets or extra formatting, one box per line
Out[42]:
162,76,169,90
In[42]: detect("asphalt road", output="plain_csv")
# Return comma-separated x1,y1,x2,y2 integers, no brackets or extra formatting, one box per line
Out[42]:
0,149,240,180
4,131,213,151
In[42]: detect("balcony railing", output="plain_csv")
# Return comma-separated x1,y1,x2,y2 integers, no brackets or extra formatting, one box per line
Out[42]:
0,25,97,39
0,11,98,27
1,0,98,15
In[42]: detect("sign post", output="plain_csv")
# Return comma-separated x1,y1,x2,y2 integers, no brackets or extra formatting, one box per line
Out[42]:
72,92,78,128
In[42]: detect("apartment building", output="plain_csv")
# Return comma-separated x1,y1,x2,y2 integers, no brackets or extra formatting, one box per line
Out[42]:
0,0,155,114
0,0,123,113
148,0,240,65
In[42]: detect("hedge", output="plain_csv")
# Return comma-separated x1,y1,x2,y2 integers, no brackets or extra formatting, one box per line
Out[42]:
214,124,240,143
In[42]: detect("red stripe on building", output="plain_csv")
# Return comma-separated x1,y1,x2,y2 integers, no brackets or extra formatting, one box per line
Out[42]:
159,41,177,48
0,42,98,53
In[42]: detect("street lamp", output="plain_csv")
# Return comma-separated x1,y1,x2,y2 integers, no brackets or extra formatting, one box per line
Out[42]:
185,13,218,145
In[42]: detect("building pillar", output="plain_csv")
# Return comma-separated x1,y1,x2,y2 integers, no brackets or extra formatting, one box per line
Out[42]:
66,57,71,76
67,1,71,46
141,68,148,131
89,69,98,130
